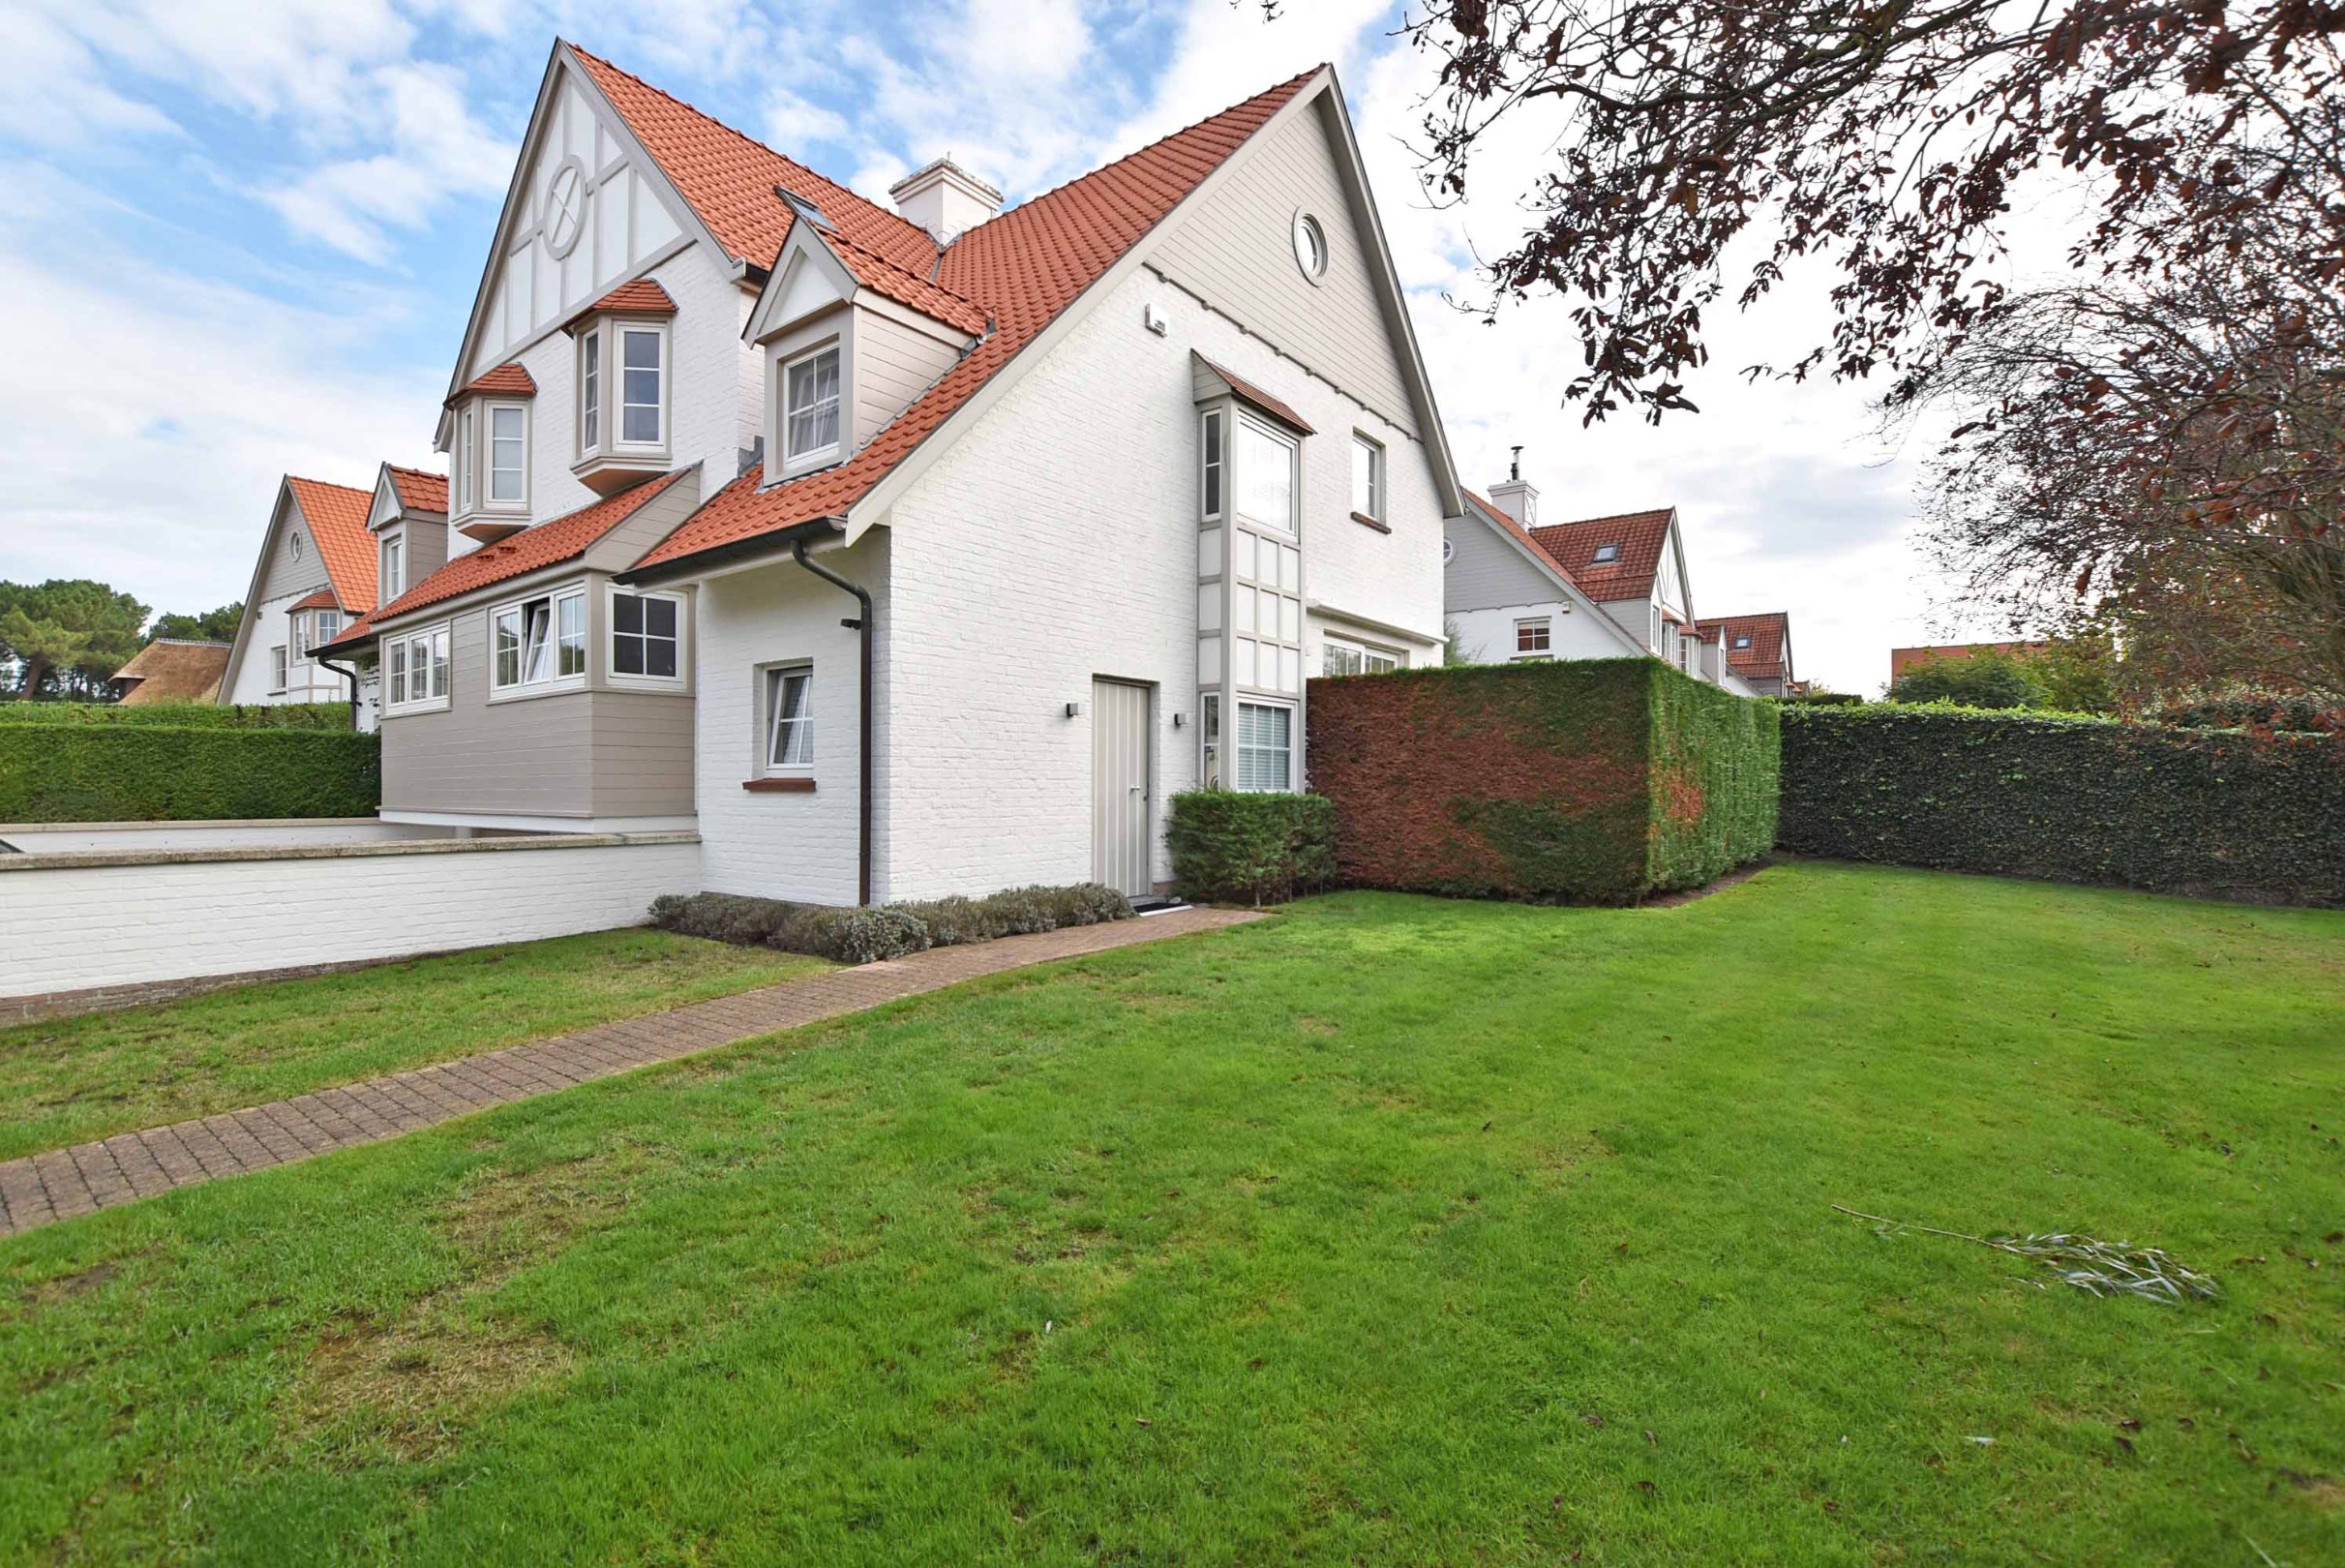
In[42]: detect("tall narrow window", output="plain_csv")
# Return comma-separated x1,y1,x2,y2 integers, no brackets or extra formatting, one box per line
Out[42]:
556,591,586,677
494,608,522,687
459,407,476,512
269,646,287,692
612,590,679,679
580,328,601,453
490,406,526,503
621,328,663,443
386,639,406,705
521,599,553,683
1200,409,1224,519
1235,418,1297,533
785,347,841,463
379,535,403,605
766,666,814,770
1351,434,1383,522
1234,701,1292,793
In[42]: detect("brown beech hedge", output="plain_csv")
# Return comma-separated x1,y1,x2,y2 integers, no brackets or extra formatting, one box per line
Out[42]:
1779,705,2345,905
1305,659,1779,903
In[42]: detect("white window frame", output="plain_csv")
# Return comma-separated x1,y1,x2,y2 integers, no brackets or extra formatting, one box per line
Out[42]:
607,584,687,690
1350,432,1384,524
1234,413,1299,536
457,407,477,514
378,530,405,607
1233,698,1296,794
1323,635,1401,677
1199,407,1225,522
383,621,452,715
578,327,601,456
761,662,815,776
316,609,343,650
614,323,669,450
781,344,843,470
485,400,529,510
268,645,287,693
488,583,588,701
1515,618,1553,659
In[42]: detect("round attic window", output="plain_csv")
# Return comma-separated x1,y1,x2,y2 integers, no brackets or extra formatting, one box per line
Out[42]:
543,158,586,260
1442,536,1456,565
289,530,305,561
1292,212,1328,284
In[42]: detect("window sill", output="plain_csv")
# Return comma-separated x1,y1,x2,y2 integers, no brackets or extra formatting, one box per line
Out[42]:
741,776,816,794
1349,510,1390,533
383,700,451,717
487,678,588,705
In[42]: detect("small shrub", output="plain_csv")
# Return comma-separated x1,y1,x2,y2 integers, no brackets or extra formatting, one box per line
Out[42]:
647,881,1134,964
1166,791,1337,905
1887,651,2049,709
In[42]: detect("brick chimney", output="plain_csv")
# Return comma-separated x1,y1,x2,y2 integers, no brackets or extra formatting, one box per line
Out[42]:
888,158,1003,244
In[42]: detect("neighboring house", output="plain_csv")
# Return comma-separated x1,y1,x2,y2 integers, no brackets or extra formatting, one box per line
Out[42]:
1445,471,1745,686
108,640,228,705
221,467,448,728
323,42,1458,905
1695,611,1795,696
1889,641,2047,686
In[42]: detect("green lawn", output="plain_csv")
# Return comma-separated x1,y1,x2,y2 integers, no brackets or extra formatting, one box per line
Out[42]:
3,862,2341,1564
0,930,827,1160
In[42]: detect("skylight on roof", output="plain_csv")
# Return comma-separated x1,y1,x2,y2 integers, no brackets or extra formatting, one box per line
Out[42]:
776,187,831,230
1592,542,1621,563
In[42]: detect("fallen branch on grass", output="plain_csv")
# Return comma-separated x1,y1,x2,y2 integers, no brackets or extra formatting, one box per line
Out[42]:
1832,1206,2219,1305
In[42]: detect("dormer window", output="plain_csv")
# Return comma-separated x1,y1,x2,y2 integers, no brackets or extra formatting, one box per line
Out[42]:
489,405,526,503
580,328,600,453
564,280,676,495
1592,542,1621,564
378,532,405,606
784,346,842,467
445,362,536,535
621,328,665,444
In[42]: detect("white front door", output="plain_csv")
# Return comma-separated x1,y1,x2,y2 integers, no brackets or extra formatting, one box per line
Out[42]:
1091,678,1153,898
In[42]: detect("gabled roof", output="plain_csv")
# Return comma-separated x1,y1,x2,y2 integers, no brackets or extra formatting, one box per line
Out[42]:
563,278,677,332
630,67,1321,573
1525,508,1676,603
1695,611,1792,678
284,476,377,610
569,44,943,282
289,588,341,612
1464,490,1577,588
111,640,228,705
386,465,448,514
1458,491,1651,659
449,363,537,405
806,224,990,337
330,467,698,642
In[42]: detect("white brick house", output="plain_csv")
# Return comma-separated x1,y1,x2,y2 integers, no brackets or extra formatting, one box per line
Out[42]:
319,41,1461,905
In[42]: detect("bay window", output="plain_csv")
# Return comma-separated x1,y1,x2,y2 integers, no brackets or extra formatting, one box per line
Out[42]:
1200,408,1224,520
620,328,664,444
384,622,451,713
611,588,682,683
1234,701,1293,793
784,346,841,466
1235,417,1297,533
491,586,586,696
489,405,526,503
579,328,601,453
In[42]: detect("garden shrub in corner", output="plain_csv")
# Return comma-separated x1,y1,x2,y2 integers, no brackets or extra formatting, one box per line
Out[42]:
1306,659,1778,904
1778,703,2345,904
1164,791,1337,905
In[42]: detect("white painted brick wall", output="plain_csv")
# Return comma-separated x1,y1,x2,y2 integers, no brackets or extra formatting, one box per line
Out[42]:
223,588,353,710
0,838,701,998
1449,601,1643,666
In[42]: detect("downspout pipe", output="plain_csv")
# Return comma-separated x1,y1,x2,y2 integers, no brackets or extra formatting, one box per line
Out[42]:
315,648,364,731
790,537,875,907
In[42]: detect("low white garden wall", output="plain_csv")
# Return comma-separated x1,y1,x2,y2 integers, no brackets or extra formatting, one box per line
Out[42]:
0,831,701,1011
0,818,445,855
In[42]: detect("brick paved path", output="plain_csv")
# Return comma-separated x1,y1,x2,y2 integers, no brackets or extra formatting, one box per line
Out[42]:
0,907,1262,1238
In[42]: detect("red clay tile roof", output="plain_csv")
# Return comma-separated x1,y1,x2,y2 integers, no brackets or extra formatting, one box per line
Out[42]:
285,476,376,611
1526,508,1674,603
346,467,699,635
1198,354,1315,435
812,226,990,337
571,45,942,281
1695,611,1791,678
111,640,229,704
631,67,1322,572
289,588,341,612
387,465,448,514
449,362,536,405
563,278,677,332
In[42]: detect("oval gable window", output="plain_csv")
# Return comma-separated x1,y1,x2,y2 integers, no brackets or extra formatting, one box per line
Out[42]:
1292,212,1328,283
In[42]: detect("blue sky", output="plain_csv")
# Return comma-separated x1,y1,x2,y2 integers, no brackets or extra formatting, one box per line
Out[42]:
0,0,1961,692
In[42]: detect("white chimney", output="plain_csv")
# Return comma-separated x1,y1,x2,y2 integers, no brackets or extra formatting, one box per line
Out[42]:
1488,444,1540,528
888,158,1003,244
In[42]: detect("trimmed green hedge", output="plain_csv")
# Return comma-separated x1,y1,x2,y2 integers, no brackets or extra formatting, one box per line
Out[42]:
0,725,380,823
1165,792,1337,905
1306,659,1779,904
650,883,1134,964
1778,704,2345,904
0,702,351,730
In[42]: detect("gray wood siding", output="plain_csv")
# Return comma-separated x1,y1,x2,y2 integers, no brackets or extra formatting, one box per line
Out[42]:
855,310,963,447
1444,512,1565,612
581,468,704,573
1148,101,1418,437
257,499,335,604
400,520,451,591
589,689,696,817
